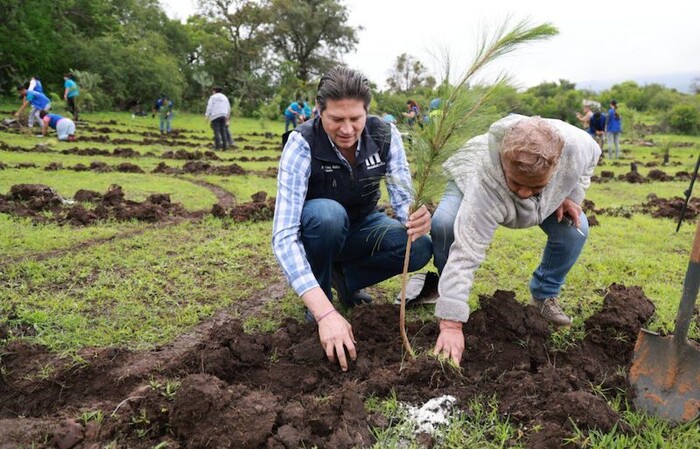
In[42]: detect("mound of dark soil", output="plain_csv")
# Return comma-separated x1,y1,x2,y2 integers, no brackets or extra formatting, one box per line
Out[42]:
161,149,221,161
211,191,275,222
3,184,65,212
583,196,700,222
619,171,647,183
644,195,700,220
115,162,144,173
44,162,63,171
0,285,662,448
152,161,247,176
0,184,190,226
647,169,673,181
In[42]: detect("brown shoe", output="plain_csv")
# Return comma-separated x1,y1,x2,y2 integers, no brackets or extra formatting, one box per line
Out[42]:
530,297,572,326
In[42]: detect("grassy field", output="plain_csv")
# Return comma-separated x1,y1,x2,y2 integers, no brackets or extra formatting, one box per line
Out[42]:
1,102,699,447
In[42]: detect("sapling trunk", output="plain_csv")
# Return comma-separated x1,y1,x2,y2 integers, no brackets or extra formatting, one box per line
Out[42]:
399,237,415,358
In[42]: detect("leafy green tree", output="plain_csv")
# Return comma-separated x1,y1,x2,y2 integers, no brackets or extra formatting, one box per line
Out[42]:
266,0,359,82
190,1,276,113
386,53,437,93
75,33,185,109
0,0,69,92
516,80,582,123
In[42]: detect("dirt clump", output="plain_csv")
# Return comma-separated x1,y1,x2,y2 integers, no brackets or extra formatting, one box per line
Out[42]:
113,147,139,158
644,195,700,220
161,149,219,160
79,190,106,205
4,184,65,213
582,196,700,222
0,184,193,226
619,171,647,183
115,162,145,173
214,191,275,222
44,162,63,171
647,169,673,181
0,285,661,448
89,161,112,172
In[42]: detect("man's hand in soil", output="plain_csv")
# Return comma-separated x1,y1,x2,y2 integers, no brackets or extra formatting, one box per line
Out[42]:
406,205,431,242
303,286,357,371
555,197,582,228
317,311,357,371
433,319,464,366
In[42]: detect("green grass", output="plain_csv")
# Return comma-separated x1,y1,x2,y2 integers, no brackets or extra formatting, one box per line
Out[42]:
566,396,700,448
0,214,144,259
0,218,278,350
368,394,526,448
0,168,218,210
1,107,699,446
197,174,278,201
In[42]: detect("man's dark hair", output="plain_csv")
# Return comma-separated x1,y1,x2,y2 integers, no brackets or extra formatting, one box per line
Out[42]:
39,110,48,118
213,86,223,93
316,66,371,114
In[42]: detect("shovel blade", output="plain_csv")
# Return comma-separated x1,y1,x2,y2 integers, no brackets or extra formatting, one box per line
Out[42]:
629,329,700,424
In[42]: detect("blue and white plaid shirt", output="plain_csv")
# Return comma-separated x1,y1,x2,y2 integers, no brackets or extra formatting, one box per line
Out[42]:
272,124,414,296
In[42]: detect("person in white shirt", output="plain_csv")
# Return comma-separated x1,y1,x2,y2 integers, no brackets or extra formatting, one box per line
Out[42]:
205,86,231,151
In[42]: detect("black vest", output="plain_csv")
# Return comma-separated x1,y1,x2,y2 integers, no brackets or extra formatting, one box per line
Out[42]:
298,115,392,222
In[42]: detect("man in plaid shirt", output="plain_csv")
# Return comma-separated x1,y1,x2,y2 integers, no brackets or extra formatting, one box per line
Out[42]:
272,66,432,371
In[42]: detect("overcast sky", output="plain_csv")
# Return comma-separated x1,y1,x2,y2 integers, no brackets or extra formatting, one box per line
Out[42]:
161,0,700,91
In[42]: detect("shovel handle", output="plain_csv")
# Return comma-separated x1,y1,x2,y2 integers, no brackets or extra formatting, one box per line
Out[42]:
676,219,700,343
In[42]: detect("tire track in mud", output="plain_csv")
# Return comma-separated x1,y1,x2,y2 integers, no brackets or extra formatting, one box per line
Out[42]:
180,177,237,208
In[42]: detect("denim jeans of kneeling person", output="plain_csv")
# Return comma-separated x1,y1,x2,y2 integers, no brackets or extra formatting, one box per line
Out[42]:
300,198,432,307
430,181,588,300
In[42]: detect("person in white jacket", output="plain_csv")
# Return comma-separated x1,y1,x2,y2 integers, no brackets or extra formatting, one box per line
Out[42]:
205,86,231,150
430,115,601,365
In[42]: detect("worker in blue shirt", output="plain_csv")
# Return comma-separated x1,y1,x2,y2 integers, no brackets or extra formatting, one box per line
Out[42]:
153,94,174,134
63,73,80,121
15,84,52,128
284,100,304,132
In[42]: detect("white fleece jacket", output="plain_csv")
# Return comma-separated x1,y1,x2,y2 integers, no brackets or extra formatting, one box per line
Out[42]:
434,114,601,323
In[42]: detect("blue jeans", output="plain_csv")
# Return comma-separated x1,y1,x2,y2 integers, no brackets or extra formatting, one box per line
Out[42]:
284,115,297,132
211,117,228,150
300,199,433,301
431,181,463,274
430,181,589,299
159,114,172,133
607,132,620,159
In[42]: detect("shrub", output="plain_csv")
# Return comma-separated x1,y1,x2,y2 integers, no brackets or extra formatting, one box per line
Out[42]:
668,104,699,135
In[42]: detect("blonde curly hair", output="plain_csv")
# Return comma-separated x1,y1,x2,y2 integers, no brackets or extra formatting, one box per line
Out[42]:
501,117,564,177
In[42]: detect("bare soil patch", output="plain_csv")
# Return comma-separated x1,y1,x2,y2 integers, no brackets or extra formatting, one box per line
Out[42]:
0,285,663,448
583,196,700,222
0,184,192,226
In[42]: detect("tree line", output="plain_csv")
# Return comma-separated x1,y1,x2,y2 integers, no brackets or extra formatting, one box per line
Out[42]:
0,0,357,116
1,0,697,134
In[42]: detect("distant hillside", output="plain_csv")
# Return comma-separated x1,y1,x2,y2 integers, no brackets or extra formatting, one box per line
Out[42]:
576,72,699,94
